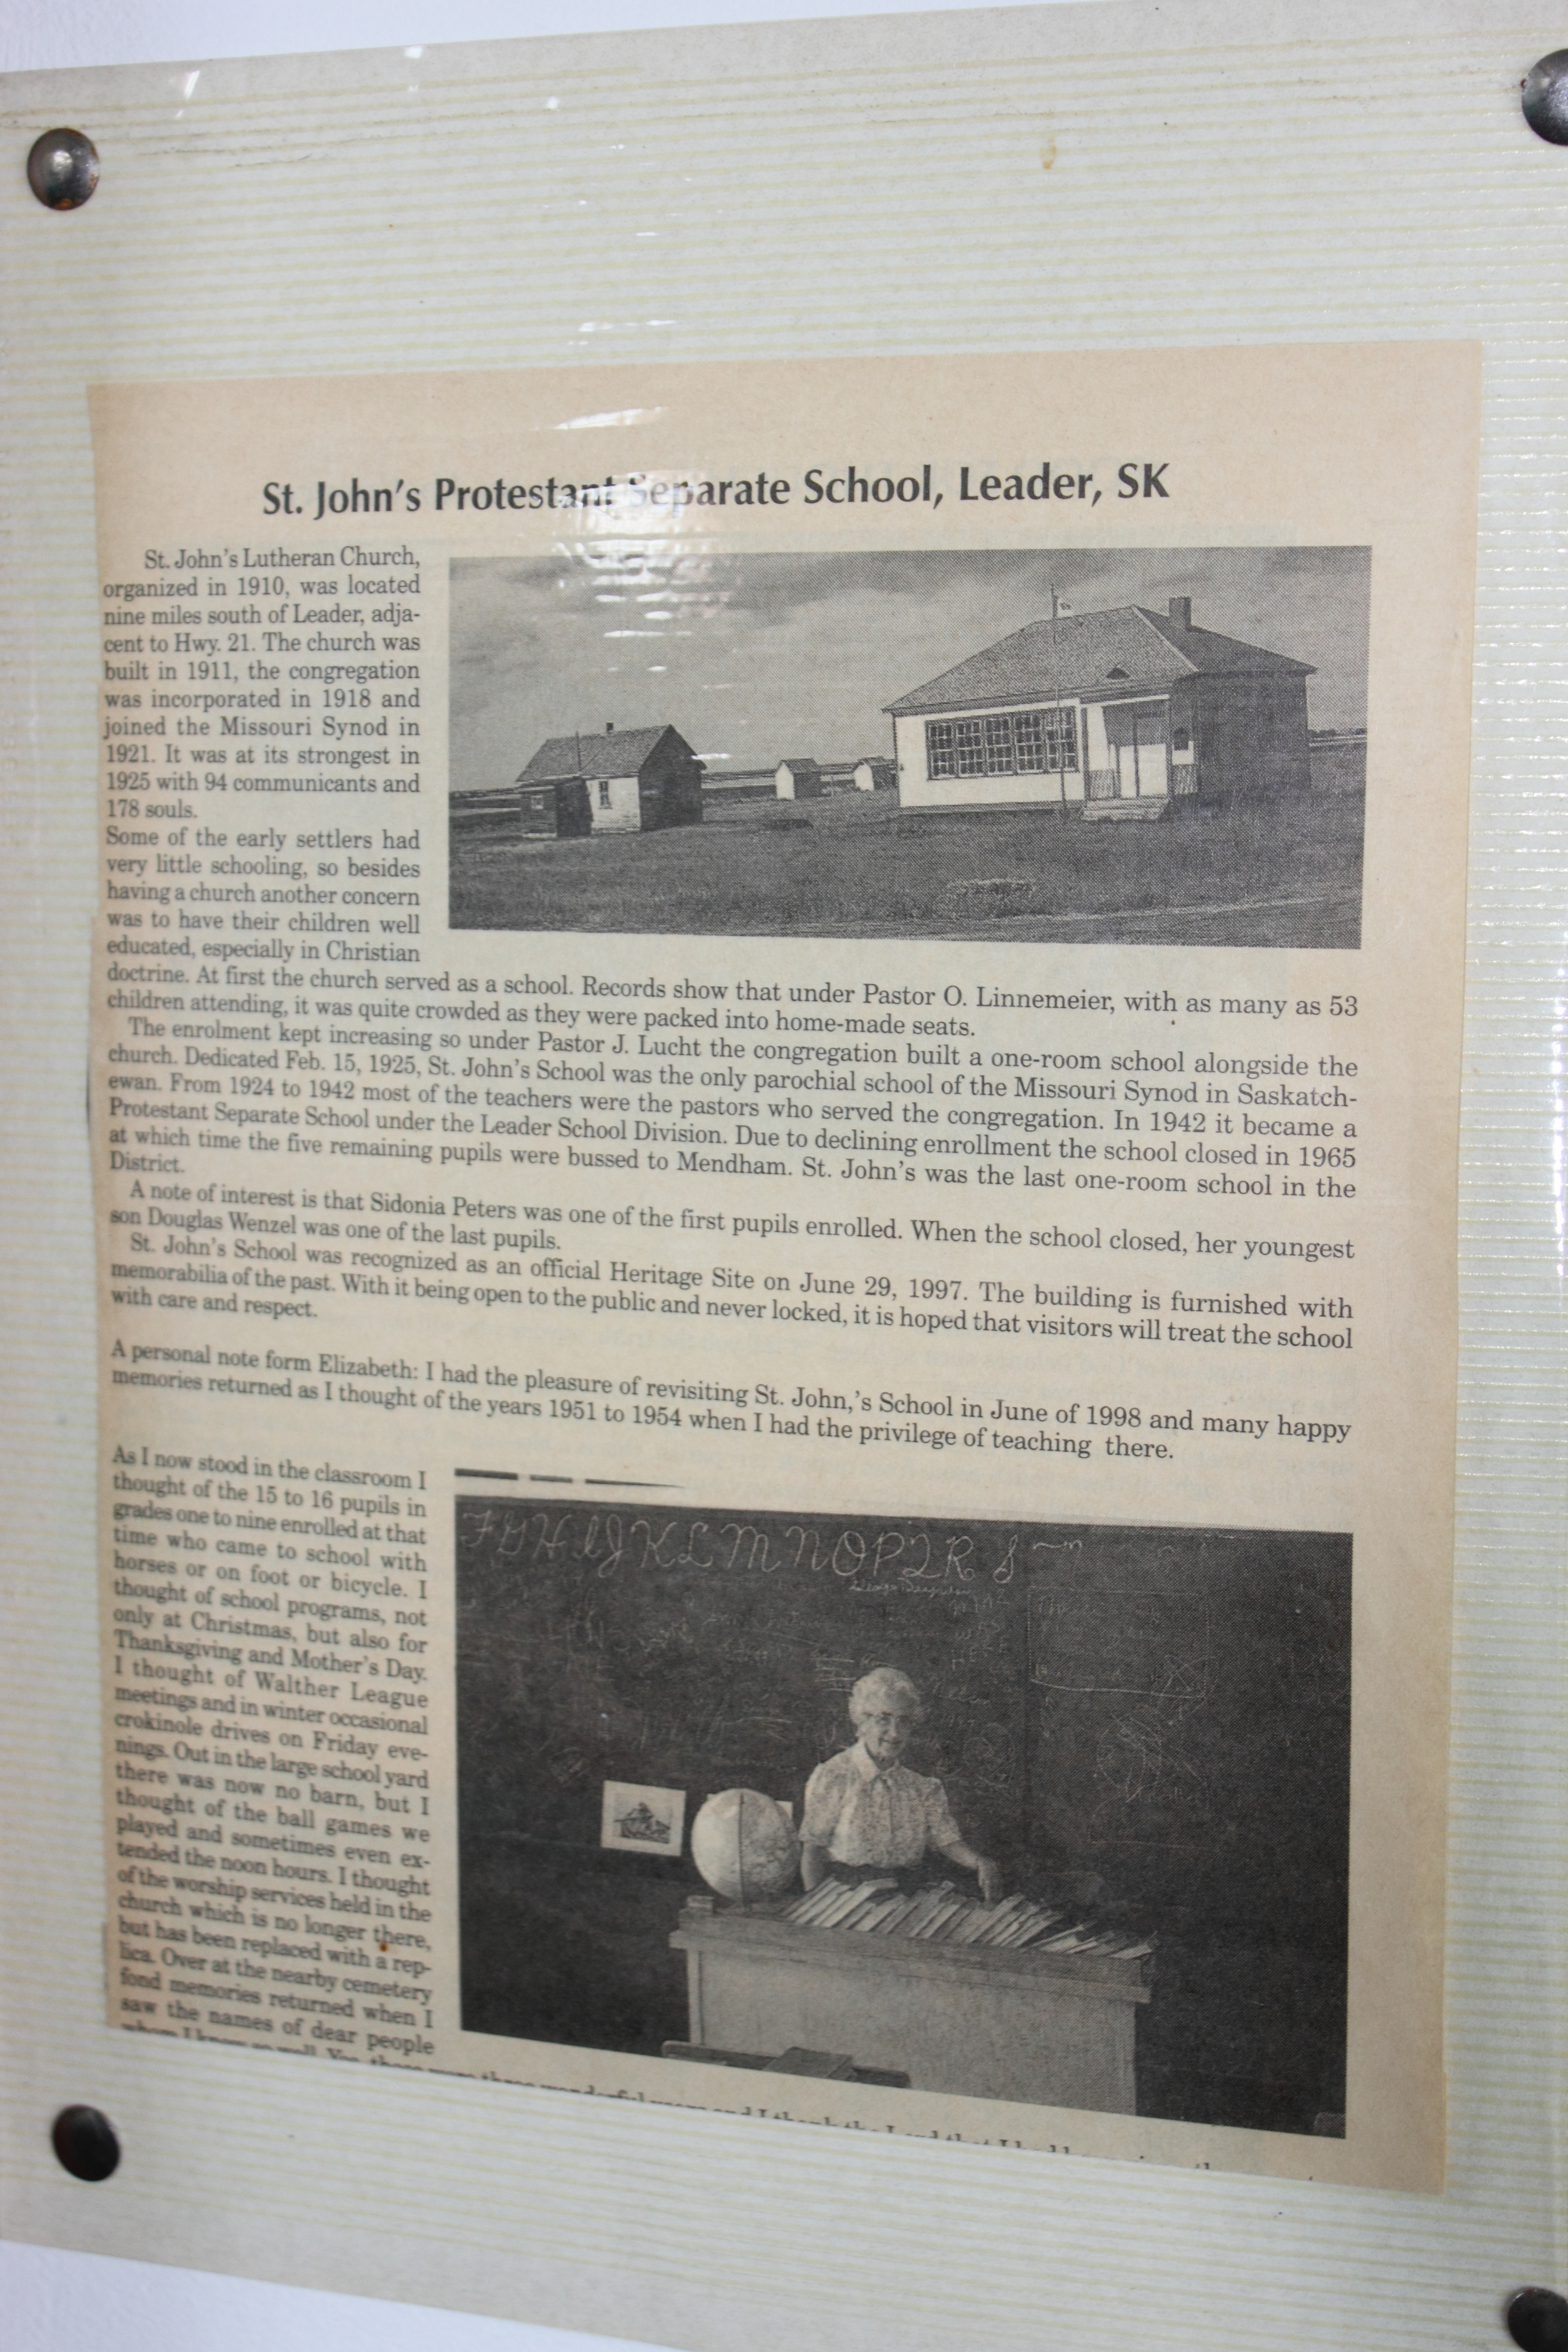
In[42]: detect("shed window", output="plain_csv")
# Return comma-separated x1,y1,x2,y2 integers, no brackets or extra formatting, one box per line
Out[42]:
598,781,612,809
926,708,1078,778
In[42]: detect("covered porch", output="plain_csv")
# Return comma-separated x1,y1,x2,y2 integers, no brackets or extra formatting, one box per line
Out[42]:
1082,692,1199,818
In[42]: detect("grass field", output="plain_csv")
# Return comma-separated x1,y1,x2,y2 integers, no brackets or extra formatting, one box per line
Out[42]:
449,789,1363,950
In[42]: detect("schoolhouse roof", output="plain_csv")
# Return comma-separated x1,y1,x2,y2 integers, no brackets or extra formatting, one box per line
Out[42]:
518,723,688,785
884,604,1313,718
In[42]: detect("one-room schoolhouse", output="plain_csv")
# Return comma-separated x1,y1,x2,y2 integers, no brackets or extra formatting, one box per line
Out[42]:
515,723,705,837
885,598,1315,818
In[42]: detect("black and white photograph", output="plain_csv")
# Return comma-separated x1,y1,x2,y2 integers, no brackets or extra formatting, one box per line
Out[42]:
457,1499,1351,2135
449,548,1369,950
600,1780,687,1855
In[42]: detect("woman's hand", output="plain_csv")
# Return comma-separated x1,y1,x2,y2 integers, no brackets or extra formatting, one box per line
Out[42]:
942,1839,1004,1905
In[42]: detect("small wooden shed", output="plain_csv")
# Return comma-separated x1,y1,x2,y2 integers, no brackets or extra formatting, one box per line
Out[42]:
852,757,897,793
774,758,824,801
516,724,704,836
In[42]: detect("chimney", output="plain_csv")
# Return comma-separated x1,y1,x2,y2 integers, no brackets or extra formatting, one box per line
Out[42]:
605,720,614,733
1168,596,1192,630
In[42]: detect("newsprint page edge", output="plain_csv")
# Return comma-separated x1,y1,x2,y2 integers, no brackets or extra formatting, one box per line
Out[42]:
91,344,1476,2193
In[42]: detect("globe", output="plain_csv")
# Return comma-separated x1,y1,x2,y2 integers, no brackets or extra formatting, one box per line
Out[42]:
690,1789,801,1903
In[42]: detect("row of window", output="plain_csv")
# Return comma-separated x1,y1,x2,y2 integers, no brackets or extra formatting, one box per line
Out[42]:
926,708,1080,778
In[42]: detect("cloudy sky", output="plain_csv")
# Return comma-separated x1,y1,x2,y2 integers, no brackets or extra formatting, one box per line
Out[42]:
449,545,1370,788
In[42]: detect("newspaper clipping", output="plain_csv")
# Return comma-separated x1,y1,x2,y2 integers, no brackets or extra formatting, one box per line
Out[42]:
91,345,1477,2189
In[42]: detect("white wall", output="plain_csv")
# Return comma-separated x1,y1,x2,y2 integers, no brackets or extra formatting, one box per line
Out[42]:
892,709,1082,809
593,774,645,831
0,0,1078,74
0,2240,653,2352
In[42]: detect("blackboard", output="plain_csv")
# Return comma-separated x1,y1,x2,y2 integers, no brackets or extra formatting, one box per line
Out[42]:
1028,1529,1352,1943
456,1499,1350,2132
456,1501,1033,1857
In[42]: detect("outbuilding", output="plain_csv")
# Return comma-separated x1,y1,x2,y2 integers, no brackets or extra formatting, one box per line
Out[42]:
885,598,1315,819
514,724,704,836
774,758,824,801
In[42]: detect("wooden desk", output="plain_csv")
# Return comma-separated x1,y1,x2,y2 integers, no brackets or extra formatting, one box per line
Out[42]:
670,1900,1151,2115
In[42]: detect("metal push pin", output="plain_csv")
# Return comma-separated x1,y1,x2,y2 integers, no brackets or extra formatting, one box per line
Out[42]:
50,2104,120,2181
1506,2286,1568,2350
1522,53,1568,142
26,129,99,209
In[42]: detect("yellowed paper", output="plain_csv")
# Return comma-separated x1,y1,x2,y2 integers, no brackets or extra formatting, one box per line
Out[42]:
91,343,1475,2192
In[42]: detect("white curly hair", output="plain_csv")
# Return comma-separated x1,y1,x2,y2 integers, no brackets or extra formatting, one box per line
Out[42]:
848,1666,924,1726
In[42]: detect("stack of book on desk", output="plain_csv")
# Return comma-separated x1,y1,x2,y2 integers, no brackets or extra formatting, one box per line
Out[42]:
781,1880,1154,1959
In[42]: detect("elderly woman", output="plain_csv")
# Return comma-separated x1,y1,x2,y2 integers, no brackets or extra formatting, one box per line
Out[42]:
800,1666,1002,1903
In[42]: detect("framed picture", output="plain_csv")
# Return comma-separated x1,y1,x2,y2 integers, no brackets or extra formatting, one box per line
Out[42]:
600,1782,687,1856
